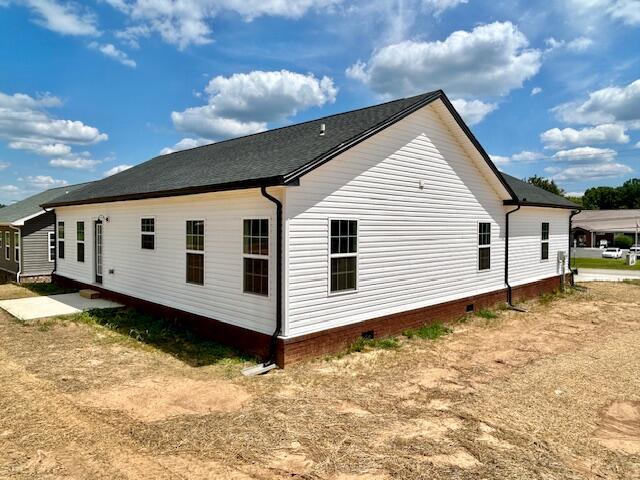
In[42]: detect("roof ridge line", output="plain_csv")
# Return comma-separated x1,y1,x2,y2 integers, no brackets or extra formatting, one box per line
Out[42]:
153,91,440,160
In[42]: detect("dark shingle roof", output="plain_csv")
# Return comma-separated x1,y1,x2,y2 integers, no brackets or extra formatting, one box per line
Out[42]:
501,173,580,209
44,91,472,206
0,183,93,224
41,90,574,210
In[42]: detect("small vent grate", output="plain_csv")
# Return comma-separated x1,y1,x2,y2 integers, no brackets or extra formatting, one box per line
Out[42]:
361,330,375,340
465,304,474,313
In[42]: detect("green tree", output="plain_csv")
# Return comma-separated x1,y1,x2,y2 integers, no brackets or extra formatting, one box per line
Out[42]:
525,175,565,196
614,234,633,249
565,195,584,207
619,178,640,209
582,186,621,209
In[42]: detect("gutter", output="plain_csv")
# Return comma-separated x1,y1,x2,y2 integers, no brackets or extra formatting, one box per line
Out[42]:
568,209,582,286
259,186,283,368
505,205,524,310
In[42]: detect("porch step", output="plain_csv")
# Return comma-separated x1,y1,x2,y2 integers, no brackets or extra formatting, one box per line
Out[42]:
79,289,101,300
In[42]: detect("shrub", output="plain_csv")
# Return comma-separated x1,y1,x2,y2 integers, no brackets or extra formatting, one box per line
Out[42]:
614,234,633,249
403,322,452,340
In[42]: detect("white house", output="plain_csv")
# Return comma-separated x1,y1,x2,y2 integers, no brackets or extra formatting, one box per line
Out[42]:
44,91,579,366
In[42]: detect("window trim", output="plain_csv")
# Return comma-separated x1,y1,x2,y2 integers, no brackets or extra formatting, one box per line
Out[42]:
48,231,55,262
57,221,65,260
241,216,270,297
185,219,205,286
76,221,85,263
14,231,20,264
541,222,550,262
141,217,156,251
327,217,359,296
4,231,9,261
477,221,491,272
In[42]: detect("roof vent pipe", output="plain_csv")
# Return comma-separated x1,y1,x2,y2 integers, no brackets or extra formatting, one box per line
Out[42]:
319,123,326,136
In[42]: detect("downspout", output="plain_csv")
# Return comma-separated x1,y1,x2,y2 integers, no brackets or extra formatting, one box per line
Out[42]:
260,186,283,367
505,204,524,310
568,209,582,286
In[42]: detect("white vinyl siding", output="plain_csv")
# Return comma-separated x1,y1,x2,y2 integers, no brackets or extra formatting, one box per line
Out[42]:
508,208,569,286
55,189,277,335
284,104,509,338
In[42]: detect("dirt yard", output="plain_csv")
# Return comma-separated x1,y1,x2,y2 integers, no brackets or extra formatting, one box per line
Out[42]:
1,282,639,479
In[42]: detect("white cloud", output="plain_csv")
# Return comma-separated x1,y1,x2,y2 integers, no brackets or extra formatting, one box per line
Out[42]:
88,42,136,68
7,141,71,156
490,154,510,166
531,87,542,96
422,0,467,15
104,164,132,176
552,146,617,163
636,141,640,148
565,191,584,197
49,153,101,170
0,185,20,193
104,0,340,49
0,161,9,170
0,91,108,146
540,123,629,149
553,78,640,125
114,24,151,48
172,70,337,139
491,150,544,166
25,175,68,189
160,137,212,155
549,163,633,182
566,37,594,51
450,99,496,126
511,150,544,163
568,0,640,26
346,21,542,98
545,36,593,53
23,0,99,36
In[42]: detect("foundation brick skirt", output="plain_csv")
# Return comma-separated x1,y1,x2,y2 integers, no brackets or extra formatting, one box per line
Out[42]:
53,273,568,367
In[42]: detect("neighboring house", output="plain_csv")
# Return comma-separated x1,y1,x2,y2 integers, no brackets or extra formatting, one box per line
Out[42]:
0,183,91,283
44,91,579,366
572,209,640,247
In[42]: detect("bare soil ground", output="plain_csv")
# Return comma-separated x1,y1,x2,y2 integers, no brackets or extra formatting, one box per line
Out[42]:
1,282,639,479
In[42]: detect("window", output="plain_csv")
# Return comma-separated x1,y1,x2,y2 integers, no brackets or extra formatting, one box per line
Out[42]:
541,222,550,260
14,232,19,263
329,219,358,293
243,219,269,296
141,218,155,250
478,222,491,271
4,232,9,260
186,220,204,285
48,232,55,262
76,221,85,262
58,222,65,259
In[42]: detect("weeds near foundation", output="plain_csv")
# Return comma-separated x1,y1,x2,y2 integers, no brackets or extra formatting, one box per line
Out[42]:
538,287,578,306
21,282,76,296
347,336,400,354
475,309,498,320
403,322,452,340
67,308,250,367
623,279,640,287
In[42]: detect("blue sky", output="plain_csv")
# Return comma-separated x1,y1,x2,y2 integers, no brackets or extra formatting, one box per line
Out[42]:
1,0,639,203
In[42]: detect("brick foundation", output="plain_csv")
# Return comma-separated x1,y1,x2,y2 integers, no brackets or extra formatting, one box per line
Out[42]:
53,273,568,367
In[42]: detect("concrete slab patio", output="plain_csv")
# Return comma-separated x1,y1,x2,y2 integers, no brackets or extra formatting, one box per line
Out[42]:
0,293,123,320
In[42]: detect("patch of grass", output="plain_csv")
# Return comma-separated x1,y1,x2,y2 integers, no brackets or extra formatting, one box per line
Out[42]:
22,282,76,296
403,322,452,340
475,309,498,320
347,336,400,353
623,279,640,287
571,257,640,270
68,308,250,367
